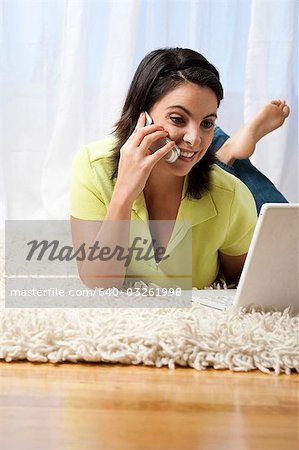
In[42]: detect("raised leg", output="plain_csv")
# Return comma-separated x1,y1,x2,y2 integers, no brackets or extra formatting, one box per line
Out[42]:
215,100,290,165
208,100,290,214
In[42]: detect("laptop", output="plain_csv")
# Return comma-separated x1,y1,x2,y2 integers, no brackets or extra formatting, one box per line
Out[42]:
191,203,299,314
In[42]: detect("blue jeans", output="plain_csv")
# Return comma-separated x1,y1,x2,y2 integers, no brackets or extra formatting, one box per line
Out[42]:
209,127,288,214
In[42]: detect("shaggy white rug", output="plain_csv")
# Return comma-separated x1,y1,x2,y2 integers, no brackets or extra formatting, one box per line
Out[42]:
0,234,298,374
1,302,298,374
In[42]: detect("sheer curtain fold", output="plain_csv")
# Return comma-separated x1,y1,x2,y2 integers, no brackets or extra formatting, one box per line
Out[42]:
41,0,85,219
41,0,141,219
245,0,298,201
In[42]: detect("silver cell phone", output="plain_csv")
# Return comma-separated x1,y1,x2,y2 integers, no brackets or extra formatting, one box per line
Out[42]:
144,111,180,163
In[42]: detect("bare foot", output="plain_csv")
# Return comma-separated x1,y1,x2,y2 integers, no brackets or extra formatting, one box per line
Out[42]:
216,100,290,165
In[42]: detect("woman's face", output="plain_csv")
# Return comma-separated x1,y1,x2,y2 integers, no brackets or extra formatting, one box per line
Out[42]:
148,82,218,176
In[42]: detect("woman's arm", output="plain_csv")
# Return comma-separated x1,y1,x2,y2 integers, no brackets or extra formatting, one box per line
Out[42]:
71,113,175,290
71,187,135,290
218,251,247,286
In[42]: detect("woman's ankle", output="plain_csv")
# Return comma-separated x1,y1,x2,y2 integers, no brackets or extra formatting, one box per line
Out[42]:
215,144,236,166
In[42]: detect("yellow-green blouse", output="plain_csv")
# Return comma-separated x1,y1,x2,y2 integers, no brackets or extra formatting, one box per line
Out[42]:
70,137,257,289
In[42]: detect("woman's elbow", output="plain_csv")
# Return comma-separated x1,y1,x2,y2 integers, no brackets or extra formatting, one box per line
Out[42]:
219,252,247,285
79,274,124,291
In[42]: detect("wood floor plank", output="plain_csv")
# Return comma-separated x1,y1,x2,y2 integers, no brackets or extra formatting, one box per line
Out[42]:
0,362,298,450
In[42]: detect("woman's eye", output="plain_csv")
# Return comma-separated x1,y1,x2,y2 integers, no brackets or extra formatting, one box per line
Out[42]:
170,116,185,125
201,120,215,129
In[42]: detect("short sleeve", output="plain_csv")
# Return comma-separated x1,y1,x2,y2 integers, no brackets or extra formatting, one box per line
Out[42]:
219,178,257,256
70,146,107,220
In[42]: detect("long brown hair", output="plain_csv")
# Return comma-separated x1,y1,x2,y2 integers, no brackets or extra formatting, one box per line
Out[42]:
109,47,224,199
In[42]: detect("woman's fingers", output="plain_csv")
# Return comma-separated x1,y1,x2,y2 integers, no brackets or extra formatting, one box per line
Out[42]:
133,125,166,145
126,112,146,143
131,113,176,162
132,115,164,144
149,140,177,163
117,113,178,200
139,130,169,152
128,112,164,146
135,111,146,130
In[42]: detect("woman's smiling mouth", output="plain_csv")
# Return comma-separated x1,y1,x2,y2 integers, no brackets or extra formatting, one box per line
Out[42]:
178,149,197,162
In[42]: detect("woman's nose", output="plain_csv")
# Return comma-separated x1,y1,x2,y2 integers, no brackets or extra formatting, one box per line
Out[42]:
183,127,202,148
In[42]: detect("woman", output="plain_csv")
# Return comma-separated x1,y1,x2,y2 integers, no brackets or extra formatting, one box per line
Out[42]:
70,47,289,291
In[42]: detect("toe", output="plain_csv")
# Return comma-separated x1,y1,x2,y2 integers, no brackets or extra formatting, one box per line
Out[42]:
278,99,286,110
279,99,285,107
271,99,281,106
282,105,290,117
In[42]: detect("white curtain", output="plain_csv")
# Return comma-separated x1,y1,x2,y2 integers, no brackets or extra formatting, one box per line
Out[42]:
40,0,141,218
0,0,297,226
245,0,298,202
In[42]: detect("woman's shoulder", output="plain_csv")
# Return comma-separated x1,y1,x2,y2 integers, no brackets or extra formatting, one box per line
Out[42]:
71,136,117,196
209,163,250,195
208,164,256,218
76,136,117,165
208,163,256,212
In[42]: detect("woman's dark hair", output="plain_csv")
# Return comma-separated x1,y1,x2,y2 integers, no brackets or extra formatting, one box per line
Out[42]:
109,47,224,199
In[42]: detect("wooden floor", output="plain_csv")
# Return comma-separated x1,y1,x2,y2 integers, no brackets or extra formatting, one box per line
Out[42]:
0,362,298,450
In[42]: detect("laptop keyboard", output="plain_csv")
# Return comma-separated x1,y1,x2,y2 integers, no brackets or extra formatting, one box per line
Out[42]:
191,290,236,311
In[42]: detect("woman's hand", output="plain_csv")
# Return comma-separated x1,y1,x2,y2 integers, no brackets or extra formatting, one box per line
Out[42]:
115,112,176,202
